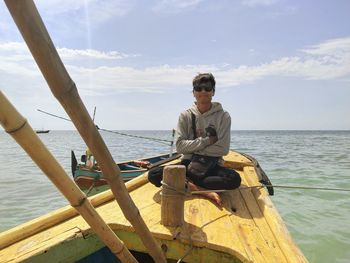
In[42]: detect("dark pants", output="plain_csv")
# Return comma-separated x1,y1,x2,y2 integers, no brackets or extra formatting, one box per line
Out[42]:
148,159,241,190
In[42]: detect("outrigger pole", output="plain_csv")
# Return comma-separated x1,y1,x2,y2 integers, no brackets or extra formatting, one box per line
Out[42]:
4,1,166,262
0,91,137,262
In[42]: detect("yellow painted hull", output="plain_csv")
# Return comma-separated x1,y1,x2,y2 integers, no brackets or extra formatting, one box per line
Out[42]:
0,150,308,263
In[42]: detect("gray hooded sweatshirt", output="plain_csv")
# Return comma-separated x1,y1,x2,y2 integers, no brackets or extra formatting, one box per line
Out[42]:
176,102,231,160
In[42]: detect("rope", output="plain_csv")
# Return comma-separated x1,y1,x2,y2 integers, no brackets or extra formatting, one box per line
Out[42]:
191,189,230,194
37,109,71,122
159,180,194,262
177,243,193,263
248,184,350,192
191,185,350,193
160,181,189,196
5,119,27,134
98,128,172,145
193,184,350,193
71,197,87,207
161,180,350,196
161,181,350,261
37,108,174,145
85,181,97,196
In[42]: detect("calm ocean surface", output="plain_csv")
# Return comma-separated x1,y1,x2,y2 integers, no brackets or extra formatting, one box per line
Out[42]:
0,130,349,262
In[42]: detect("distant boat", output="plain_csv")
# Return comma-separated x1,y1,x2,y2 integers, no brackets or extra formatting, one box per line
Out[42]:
35,130,50,134
71,151,181,194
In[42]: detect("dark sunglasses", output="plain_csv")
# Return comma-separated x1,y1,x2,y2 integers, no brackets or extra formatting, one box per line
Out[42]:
193,86,214,92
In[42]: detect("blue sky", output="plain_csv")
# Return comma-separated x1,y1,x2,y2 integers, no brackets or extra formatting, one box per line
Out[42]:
1,0,349,130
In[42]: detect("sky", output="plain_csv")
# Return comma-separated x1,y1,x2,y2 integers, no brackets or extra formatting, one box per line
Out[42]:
0,0,349,130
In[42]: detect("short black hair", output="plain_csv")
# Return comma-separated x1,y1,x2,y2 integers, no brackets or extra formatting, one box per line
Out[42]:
193,73,216,91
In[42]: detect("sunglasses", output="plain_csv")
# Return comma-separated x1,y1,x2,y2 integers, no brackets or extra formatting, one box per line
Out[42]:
193,86,214,92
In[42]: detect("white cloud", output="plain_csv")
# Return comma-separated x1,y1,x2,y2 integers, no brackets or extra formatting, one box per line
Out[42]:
58,48,138,60
70,37,350,92
32,0,134,35
153,0,204,13
0,1,135,46
301,37,350,56
34,0,89,15
82,0,133,24
0,42,29,53
241,0,297,18
1,37,350,97
241,0,280,7
0,41,136,61
35,0,132,18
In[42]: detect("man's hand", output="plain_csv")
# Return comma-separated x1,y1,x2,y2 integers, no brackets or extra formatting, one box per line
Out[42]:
206,126,217,144
208,135,218,145
205,126,217,136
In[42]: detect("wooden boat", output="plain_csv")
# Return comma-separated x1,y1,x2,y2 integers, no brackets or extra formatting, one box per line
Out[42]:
1,2,307,262
35,129,50,134
71,151,181,193
0,150,308,263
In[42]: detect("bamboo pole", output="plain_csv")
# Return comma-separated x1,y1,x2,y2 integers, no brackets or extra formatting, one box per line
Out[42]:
0,91,137,262
4,1,166,262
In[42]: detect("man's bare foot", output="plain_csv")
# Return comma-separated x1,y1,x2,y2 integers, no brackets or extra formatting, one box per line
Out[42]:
187,181,223,206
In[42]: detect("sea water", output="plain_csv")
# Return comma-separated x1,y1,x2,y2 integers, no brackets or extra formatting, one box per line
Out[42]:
0,130,349,263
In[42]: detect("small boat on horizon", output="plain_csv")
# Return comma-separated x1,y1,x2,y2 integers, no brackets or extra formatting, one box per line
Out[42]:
35,129,50,134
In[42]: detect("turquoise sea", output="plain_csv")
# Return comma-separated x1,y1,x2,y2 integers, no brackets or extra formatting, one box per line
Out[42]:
0,130,349,262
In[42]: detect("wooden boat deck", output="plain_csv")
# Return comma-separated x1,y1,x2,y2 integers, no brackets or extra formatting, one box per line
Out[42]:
0,151,308,263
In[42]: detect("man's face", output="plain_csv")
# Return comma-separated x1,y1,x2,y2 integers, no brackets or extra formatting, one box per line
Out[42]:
193,85,214,104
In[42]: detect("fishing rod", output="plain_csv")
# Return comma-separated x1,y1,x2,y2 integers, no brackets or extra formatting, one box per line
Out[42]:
37,109,174,146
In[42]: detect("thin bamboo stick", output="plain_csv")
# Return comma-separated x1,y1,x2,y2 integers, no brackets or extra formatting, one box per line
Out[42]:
4,1,166,262
0,91,137,262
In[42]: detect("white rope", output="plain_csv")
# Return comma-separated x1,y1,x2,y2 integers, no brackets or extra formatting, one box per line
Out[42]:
160,181,189,196
249,184,350,192
192,185,350,193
